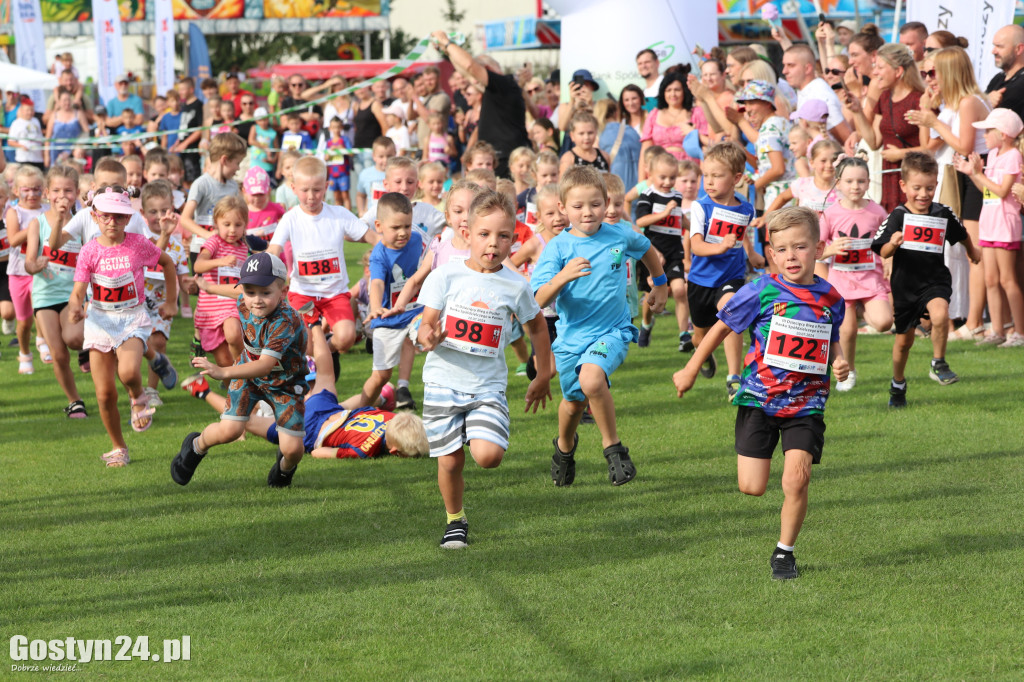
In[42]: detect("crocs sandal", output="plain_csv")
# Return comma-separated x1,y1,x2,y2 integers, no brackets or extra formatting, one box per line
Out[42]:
64,400,88,419
604,443,636,486
130,395,156,432
101,447,130,467
551,434,579,487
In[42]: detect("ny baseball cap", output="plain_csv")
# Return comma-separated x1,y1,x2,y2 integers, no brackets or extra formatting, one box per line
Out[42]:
239,252,287,287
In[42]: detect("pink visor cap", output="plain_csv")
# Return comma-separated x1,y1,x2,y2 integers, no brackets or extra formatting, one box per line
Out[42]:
244,166,270,195
92,187,134,214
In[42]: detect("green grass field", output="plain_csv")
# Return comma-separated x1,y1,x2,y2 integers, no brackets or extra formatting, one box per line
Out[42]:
4,243,1024,679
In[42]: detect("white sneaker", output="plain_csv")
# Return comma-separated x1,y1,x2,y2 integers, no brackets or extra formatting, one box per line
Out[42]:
998,332,1024,348
835,370,857,392
254,400,274,418
143,386,164,407
1,319,14,335
18,353,33,375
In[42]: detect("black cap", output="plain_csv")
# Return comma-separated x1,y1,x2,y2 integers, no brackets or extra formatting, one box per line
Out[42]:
238,252,287,287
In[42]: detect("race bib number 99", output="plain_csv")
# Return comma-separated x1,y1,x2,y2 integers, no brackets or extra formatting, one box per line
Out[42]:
764,315,831,375
901,214,946,254
832,238,874,272
704,207,749,248
441,303,503,357
91,273,139,312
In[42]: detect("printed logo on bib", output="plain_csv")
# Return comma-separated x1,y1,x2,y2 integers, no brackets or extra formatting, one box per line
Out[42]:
91,273,139,312
523,202,538,228
704,207,749,247
296,249,342,283
764,315,831,375
441,302,503,357
648,202,684,236
41,242,80,273
901,214,946,254
0,229,10,259
832,238,875,272
388,263,421,309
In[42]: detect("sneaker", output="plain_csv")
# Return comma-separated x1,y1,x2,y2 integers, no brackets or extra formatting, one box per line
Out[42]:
551,435,578,487
604,443,637,486
835,370,857,392
515,362,528,377
1,319,14,335
580,407,596,424
395,386,415,411
181,374,210,399
699,353,717,379
37,338,52,364
525,354,537,380
254,400,274,419
440,518,469,549
998,332,1024,348
78,350,91,374
638,325,652,348
8,337,19,347
171,432,203,485
18,353,33,375
770,550,798,580
726,374,741,402
143,386,164,407
64,400,88,419
976,334,1005,346
928,359,959,385
244,234,268,252
267,450,296,488
379,383,396,411
149,352,178,390
101,447,130,468
190,336,205,359
181,306,193,319
678,332,694,353
888,380,907,409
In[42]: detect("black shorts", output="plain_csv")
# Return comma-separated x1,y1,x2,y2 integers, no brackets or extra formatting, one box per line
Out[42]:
735,405,825,463
183,152,202,185
894,285,950,334
545,315,558,344
665,258,686,283
0,268,10,303
33,301,68,316
687,278,745,328
957,159,986,222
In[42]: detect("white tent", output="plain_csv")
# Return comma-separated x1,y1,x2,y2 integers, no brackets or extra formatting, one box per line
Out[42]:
0,62,59,93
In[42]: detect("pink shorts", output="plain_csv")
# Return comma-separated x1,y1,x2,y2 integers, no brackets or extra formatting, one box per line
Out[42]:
199,325,226,352
288,291,354,328
979,240,1021,250
844,291,890,305
8,274,33,321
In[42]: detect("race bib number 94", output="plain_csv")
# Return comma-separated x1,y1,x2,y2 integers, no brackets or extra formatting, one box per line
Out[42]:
764,315,831,375
704,207,749,248
901,214,946,254
441,303,503,357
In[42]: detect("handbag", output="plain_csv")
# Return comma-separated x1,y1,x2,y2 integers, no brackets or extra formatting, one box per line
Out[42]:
939,163,962,216
608,121,627,166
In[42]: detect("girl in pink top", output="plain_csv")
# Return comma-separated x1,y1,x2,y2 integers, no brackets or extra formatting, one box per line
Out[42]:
193,196,248,367
818,157,893,391
957,110,1024,347
70,186,178,466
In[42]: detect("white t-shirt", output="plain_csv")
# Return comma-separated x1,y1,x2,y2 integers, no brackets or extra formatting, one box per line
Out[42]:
385,124,411,154
270,203,368,298
643,75,664,99
796,78,846,134
63,209,146,245
8,117,44,163
419,260,542,394
360,201,446,245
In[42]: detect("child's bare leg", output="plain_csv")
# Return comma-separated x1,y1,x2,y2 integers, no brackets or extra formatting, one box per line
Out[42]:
397,337,414,385
779,449,814,547
862,299,893,333
197,418,247,452
437,449,467,515
579,363,618,448
90,350,125,448
557,399,586,453
468,439,504,468
718,292,742,376
641,299,653,327
358,368,392,407
278,432,304,471
115,338,145,403
965,219,986,330
839,305,859,371
329,319,356,353
736,455,770,496
892,330,915,382
16,317,32,355
223,317,243,361
60,305,83,350
308,324,339,394
209,342,233,368
510,335,529,364
672,279,689,333
982,248,1005,333
926,298,950,360
997,247,1024,331
35,310,80,403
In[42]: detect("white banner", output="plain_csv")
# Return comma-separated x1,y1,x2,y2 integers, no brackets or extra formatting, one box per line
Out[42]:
907,0,1015,91
91,0,125,106
558,0,716,102
12,0,47,105
154,0,175,97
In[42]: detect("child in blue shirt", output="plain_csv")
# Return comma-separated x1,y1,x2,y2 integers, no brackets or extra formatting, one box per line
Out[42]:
674,206,850,580
532,166,668,487
687,141,764,400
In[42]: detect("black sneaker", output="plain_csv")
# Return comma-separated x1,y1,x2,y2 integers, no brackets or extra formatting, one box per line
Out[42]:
580,407,595,424
244,234,268,252
770,550,798,580
551,434,578,487
395,386,416,411
267,450,296,488
928,359,959,385
440,519,468,549
888,380,907,409
149,352,178,390
603,443,636,486
700,352,717,379
525,353,537,380
190,336,205,359
638,325,652,347
678,332,694,352
171,432,204,486
726,375,741,402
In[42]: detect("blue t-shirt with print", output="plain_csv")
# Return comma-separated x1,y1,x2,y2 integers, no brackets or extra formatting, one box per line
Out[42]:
688,195,756,288
368,229,424,330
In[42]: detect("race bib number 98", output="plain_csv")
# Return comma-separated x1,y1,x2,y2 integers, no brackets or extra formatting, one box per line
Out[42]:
901,214,946,254
441,303,503,357
764,315,831,375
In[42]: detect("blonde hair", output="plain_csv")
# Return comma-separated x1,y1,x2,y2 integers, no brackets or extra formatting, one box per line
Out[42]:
809,138,841,160
385,412,429,457
462,141,496,168
140,179,173,209
558,166,607,204
767,206,819,244
509,146,536,172
535,182,560,205
496,178,517,200
740,59,777,86
642,144,666,168
13,165,44,188
876,43,925,94
418,161,446,181
213,194,248,226
385,156,417,176
933,47,983,109
293,156,327,180
45,164,79,189
443,179,482,223
468,189,516,229
678,159,700,177
569,110,598,133
121,154,143,170
592,99,618,135
533,150,559,174
207,132,247,163
465,168,496,190
602,171,625,197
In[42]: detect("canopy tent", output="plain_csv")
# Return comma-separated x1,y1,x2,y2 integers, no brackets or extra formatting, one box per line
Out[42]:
0,62,59,93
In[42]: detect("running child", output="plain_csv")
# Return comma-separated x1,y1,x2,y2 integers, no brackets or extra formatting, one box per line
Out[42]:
416,161,446,211
603,173,641,324
194,195,249,367
674,206,850,581
517,150,559,229
247,106,278,176
70,187,178,466
359,156,446,244
688,141,764,400
509,146,536,197
180,132,246,268
356,137,396,215
171,252,307,487
0,178,15,337
23,165,86,417
242,166,285,243
417,189,552,548
533,166,668,486
322,116,351,209
4,165,46,374
275,150,301,211
819,156,892,391
559,112,611,177
143,152,169,184
871,152,981,407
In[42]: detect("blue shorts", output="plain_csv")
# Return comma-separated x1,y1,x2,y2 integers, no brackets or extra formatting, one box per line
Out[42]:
223,378,306,437
555,329,633,402
327,174,350,192
300,389,352,453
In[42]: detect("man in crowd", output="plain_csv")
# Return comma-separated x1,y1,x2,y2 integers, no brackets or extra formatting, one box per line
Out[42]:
782,44,851,143
44,69,93,126
988,24,1024,115
107,74,144,126
171,76,205,185
225,72,253,118
637,48,663,100
899,21,928,63
412,66,451,149
281,75,324,132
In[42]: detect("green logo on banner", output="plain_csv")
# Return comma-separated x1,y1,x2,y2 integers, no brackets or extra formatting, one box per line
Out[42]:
647,41,675,63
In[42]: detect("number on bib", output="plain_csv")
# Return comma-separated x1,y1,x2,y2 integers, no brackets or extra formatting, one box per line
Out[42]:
704,207,750,247
832,238,875,272
763,314,832,375
440,303,504,357
901,214,947,254
91,273,139,312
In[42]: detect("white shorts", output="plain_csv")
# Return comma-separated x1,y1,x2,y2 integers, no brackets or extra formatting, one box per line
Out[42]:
84,305,151,353
145,298,171,338
371,319,418,371
422,384,509,458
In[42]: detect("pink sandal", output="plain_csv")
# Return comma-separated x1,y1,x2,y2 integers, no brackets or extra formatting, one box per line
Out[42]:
130,394,156,432
101,448,130,467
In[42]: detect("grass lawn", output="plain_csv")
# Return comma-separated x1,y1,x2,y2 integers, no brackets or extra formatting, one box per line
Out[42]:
3,243,1023,679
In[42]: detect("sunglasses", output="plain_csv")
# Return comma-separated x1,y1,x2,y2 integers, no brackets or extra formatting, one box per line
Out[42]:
825,68,844,76
920,69,936,79
241,100,255,105
289,83,304,88
924,46,937,54
526,87,540,94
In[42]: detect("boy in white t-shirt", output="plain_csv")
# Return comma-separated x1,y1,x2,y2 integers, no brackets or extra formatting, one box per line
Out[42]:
8,100,45,167
417,190,552,549
360,156,446,244
268,157,379,353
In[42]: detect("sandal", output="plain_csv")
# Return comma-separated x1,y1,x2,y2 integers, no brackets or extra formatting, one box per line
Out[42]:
951,325,984,341
18,353,33,375
604,443,637,486
64,400,88,419
37,338,52,364
551,434,579,487
130,394,156,432
101,447,130,467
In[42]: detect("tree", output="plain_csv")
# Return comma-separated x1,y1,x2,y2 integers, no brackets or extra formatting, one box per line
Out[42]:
441,0,466,32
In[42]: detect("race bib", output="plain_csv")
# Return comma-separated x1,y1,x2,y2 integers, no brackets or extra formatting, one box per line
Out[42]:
388,266,421,309
831,238,875,272
523,202,538,229
441,302,503,357
764,315,831,375
371,182,386,201
91,272,139,312
295,249,342,283
282,132,303,151
42,242,81,274
625,258,633,282
901,214,946,254
648,202,684,236
982,186,1000,206
247,221,278,238
704,207,749,248
0,229,9,259
218,265,241,286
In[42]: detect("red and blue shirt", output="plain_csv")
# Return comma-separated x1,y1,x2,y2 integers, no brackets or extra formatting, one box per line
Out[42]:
718,274,845,417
